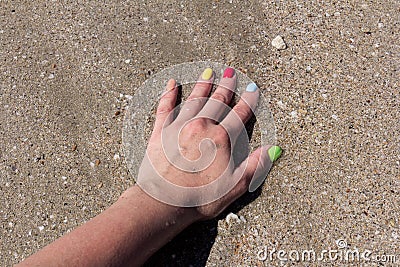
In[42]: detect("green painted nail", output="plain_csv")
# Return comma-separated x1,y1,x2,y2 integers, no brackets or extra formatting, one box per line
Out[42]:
268,146,282,162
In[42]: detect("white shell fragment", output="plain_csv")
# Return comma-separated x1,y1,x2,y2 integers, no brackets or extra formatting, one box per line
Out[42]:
271,35,287,50
226,212,241,225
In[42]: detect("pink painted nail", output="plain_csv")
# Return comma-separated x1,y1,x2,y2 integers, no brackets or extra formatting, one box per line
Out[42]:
223,67,235,78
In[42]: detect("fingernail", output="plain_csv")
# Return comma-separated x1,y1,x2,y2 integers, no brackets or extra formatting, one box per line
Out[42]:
166,79,176,91
246,82,258,92
268,146,282,162
201,68,213,80
223,67,235,78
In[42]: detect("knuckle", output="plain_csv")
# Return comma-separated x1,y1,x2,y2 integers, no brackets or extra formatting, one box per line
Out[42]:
234,106,252,119
185,119,206,133
212,92,227,103
185,97,206,106
195,81,211,91
161,92,175,100
213,128,229,143
156,105,172,115
186,95,197,101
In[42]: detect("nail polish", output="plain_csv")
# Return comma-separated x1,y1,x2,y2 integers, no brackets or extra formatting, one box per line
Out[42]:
201,68,213,80
223,67,235,78
268,146,282,162
246,82,258,92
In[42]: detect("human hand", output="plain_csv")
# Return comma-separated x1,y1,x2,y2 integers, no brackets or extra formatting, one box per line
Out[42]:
18,67,282,267
136,67,282,221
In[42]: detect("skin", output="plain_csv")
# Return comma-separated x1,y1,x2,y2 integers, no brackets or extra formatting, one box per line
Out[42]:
18,69,275,267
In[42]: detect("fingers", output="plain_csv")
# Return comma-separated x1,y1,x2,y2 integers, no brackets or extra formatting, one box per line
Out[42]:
175,68,214,122
220,83,259,139
196,67,236,122
152,79,178,137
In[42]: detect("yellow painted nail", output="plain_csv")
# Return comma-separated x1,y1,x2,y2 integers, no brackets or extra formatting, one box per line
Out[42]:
201,68,213,80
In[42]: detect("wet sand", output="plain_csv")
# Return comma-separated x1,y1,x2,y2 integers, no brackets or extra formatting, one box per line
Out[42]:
1,1,399,266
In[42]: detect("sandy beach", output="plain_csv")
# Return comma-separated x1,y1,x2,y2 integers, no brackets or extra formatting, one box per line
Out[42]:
1,1,399,266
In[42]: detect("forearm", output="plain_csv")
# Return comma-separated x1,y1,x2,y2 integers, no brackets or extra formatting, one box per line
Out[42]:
18,186,199,267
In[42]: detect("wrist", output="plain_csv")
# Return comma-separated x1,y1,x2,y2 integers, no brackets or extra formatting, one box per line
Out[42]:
118,185,200,226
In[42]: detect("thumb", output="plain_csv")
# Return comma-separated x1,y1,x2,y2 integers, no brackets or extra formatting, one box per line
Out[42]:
217,145,282,211
234,145,282,194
